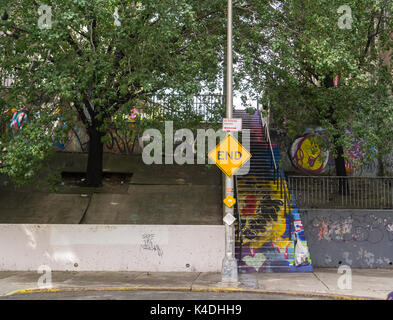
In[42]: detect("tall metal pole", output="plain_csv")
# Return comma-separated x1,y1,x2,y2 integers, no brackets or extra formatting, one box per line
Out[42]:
221,0,238,283
226,0,233,120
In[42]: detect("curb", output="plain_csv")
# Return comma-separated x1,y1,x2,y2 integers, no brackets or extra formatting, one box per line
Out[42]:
4,286,379,300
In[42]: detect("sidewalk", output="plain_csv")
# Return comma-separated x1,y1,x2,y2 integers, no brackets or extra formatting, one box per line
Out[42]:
1,268,392,300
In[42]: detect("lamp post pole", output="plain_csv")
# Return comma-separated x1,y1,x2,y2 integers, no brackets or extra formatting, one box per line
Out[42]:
221,0,238,283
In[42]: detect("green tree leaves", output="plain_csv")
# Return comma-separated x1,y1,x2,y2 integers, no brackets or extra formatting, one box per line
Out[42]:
233,0,393,173
0,0,227,186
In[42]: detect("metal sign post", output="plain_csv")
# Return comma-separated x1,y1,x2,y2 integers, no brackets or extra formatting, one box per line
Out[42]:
221,0,238,283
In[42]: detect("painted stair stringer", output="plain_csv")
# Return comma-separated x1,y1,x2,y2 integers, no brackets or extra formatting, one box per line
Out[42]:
274,145,313,272
234,110,312,273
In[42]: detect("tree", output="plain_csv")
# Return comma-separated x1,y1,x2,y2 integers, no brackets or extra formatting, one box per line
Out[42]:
0,0,226,187
2,0,392,189
232,0,393,181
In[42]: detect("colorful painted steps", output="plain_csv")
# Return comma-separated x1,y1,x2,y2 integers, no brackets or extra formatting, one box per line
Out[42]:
233,110,313,273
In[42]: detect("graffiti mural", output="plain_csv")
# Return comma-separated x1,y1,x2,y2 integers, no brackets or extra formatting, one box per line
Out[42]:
290,134,330,174
64,126,90,152
344,130,379,176
62,122,140,154
236,175,312,272
8,108,28,134
104,127,138,154
3,108,141,155
288,127,380,176
52,116,75,151
344,138,362,173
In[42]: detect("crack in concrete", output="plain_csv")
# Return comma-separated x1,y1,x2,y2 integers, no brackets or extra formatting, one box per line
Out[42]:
78,194,93,224
312,272,330,291
190,272,202,291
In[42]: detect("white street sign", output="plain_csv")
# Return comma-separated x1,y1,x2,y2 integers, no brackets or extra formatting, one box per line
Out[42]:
223,118,242,132
223,213,236,226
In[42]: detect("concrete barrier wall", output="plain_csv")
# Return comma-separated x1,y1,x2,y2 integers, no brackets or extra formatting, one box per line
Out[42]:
0,224,225,272
301,209,393,268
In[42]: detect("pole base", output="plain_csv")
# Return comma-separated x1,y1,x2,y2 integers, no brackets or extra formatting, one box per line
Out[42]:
221,256,238,283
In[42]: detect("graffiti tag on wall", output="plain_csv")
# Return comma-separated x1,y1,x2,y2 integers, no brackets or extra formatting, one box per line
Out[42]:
5,108,140,155
301,210,393,267
306,213,393,244
140,233,163,257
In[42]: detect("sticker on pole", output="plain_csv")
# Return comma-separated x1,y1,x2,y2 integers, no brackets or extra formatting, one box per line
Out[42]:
208,134,251,177
223,118,242,132
223,195,236,208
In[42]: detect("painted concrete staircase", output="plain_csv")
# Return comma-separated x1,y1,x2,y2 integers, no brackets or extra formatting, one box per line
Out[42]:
233,110,313,273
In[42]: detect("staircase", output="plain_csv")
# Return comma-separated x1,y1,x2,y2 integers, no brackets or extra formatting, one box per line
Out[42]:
233,109,313,273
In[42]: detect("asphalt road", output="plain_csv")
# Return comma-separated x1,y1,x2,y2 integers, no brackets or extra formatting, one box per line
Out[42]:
1,290,333,300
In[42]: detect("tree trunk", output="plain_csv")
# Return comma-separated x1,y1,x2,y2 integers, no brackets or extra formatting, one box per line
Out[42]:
334,143,349,195
334,145,347,176
324,74,348,195
378,155,385,177
86,126,104,187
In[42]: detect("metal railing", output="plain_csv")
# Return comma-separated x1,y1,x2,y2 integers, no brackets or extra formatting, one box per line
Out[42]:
0,71,14,88
278,166,294,235
144,94,224,123
259,102,281,195
287,176,393,209
259,103,277,173
258,104,295,235
0,74,224,122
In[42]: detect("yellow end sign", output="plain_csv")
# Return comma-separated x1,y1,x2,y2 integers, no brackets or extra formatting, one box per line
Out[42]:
208,134,251,177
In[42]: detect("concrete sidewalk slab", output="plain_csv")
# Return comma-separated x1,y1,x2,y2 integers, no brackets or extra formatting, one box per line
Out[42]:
255,272,329,294
1,269,391,299
0,271,199,296
191,272,242,290
314,268,393,300
0,271,44,296
0,192,90,224
124,272,199,290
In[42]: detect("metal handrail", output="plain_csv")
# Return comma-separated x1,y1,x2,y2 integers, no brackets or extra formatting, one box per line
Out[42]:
258,101,290,213
259,102,279,192
281,167,292,212
279,166,294,242
260,107,277,172
259,106,297,257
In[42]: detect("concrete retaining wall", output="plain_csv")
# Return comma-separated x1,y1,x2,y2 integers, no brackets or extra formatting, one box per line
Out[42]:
271,128,393,177
0,224,225,272
301,209,393,268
